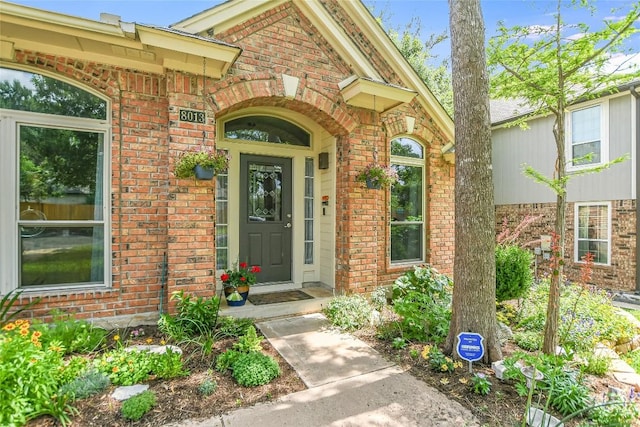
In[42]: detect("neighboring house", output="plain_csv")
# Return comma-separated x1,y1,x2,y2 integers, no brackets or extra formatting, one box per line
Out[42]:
0,0,455,323
491,81,639,293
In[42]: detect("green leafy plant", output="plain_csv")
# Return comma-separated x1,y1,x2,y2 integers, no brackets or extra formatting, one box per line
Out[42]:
392,337,407,349
323,294,373,331
215,316,255,338
622,348,640,373
470,373,491,396
356,163,398,188
120,390,157,421
233,325,264,352
59,370,110,401
153,348,189,380
35,310,107,354
391,265,452,343
216,349,243,372
198,378,218,396
579,353,611,376
174,145,229,179
0,319,77,426
231,352,281,387
94,345,187,385
586,392,639,427
57,355,89,385
158,291,222,339
513,330,542,351
421,344,460,373
220,261,262,290
495,244,533,302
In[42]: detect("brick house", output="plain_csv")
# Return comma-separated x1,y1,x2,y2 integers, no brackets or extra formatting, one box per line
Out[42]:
491,81,639,293
0,0,455,324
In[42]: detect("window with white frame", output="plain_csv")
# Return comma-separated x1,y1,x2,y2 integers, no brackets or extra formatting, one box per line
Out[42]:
567,102,608,169
575,202,610,265
0,67,109,292
390,137,424,263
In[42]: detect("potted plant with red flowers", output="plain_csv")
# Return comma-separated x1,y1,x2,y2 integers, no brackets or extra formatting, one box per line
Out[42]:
220,261,261,306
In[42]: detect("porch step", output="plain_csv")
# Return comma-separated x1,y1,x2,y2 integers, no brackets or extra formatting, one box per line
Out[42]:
219,286,334,320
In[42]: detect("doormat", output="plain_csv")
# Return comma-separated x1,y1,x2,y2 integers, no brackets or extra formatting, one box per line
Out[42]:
247,290,314,305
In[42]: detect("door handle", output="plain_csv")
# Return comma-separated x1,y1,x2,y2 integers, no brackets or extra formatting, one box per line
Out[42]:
284,222,292,228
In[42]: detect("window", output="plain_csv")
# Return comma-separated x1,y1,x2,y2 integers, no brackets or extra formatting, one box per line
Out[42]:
224,116,310,147
567,102,608,169
304,157,314,264
216,168,229,270
390,137,424,263
575,202,610,265
0,67,109,291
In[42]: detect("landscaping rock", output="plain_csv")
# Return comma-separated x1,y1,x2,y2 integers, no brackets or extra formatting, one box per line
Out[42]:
124,344,182,355
112,384,149,401
496,322,513,344
492,360,506,380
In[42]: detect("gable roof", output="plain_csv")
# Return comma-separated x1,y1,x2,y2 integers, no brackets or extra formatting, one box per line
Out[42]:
0,1,241,79
172,0,454,143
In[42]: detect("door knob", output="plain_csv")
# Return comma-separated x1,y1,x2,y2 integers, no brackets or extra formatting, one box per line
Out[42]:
284,222,292,228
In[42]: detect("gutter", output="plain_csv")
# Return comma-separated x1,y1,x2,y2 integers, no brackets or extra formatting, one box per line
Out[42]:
631,86,640,294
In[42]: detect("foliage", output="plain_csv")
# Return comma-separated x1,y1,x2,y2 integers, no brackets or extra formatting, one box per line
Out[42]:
622,349,640,373
120,390,157,421
579,353,611,377
513,331,542,351
496,301,518,326
495,244,533,302
198,378,218,396
57,355,90,385
356,163,398,188
59,370,110,401
231,352,281,387
586,392,640,427
174,145,229,179
216,349,243,372
93,346,187,386
0,319,77,426
34,310,107,354
391,265,452,343
516,280,639,354
421,344,461,373
221,261,262,289
158,291,221,339
0,289,40,328
470,373,491,396
232,325,264,353
215,316,255,338
323,294,373,331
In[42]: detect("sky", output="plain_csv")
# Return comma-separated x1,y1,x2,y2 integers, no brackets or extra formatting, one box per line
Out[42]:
4,0,640,67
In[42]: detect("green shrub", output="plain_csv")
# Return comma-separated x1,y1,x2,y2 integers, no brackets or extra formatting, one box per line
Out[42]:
198,378,218,396
158,291,221,339
216,349,243,372
35,310,107,354
495,244,533,302
470,373,491,395
231,352,281,387
94,347,187,385
391,265,452,343
323,294,372,331
59,370,110,400
0,289,40,328
622,348,640,373
587,393,640,427
0,319,76,426
580,353,611,376
120,390,157,421
153,348,189,380
215,316,254,338
513,330,542,351
58,355,89,385
232,325,263,352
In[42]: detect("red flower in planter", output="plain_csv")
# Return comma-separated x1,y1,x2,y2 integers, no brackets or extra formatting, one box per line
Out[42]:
220,261,261,289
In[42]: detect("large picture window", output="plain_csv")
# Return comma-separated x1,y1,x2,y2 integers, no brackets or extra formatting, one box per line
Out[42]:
575,202,610,265
567,102,608,169
390,137,424,263
0,67,109,291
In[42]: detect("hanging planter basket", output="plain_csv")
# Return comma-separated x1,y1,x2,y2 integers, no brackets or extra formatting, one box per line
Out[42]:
365,177,382,189
194,164,215,180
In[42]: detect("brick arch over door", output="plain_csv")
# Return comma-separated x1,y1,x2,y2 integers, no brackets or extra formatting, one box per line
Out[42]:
207,72,358,136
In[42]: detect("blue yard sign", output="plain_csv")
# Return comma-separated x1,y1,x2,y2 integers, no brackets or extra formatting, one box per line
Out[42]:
457,332,484,373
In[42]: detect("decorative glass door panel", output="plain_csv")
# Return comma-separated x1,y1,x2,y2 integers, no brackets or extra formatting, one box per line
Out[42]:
240,155,292,283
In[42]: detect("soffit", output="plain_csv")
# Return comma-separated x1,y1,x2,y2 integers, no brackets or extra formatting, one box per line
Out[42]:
0,1,240,79
339,76,417,113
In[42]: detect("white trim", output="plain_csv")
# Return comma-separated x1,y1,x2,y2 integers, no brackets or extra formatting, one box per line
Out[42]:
631,93,637,199
574,201,611,266
566,99,609,172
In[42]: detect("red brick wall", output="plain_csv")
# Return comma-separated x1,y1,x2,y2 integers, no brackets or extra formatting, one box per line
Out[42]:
495,200,637,292
6,0,456,321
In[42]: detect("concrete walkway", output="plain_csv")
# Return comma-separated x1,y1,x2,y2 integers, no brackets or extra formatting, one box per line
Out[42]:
168,313,481,427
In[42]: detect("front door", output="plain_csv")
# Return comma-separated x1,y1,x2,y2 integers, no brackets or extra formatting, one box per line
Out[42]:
239,154,292,283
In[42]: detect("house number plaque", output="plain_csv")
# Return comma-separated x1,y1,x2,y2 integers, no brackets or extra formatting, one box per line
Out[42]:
179,109,205,123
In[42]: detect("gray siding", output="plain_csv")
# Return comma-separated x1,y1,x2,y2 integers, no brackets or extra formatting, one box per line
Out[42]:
493,93,634,205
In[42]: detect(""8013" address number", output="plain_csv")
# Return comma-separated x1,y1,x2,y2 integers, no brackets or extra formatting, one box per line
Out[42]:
179,109,205,123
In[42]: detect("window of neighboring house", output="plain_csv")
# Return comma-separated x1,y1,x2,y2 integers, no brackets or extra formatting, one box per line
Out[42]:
0,67,109,292
575,202,611,265
390,137,424,264
567,102,608,170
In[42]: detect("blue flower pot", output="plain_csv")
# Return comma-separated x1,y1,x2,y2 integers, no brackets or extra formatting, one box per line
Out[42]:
224,286,249,306
366,177,381,189
194,164,215,180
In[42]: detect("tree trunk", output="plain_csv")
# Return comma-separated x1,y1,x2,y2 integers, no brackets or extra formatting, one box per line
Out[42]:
444,0,502,363
542,111,567,355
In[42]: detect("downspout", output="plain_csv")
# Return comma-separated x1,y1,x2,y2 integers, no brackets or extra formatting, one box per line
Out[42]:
631,86,640,294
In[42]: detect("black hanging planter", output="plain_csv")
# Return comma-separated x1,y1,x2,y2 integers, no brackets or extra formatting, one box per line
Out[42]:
366,177,381,189
194,164,215,180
